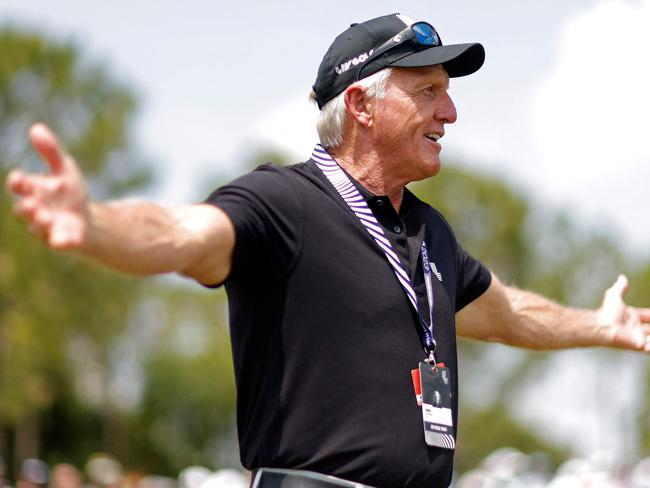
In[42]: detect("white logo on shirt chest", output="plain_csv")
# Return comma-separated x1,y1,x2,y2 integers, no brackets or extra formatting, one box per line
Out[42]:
429,262,443,282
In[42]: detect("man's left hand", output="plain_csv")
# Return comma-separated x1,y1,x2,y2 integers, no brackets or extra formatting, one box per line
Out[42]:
597,274,650,352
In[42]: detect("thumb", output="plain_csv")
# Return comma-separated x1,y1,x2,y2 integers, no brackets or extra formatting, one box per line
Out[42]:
598,274,628,328
29,123,68,175
608,274,629,298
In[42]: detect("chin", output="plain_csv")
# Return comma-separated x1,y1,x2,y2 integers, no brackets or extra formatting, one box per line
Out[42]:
409,166,441,184
428,159,442,175
419,158,442,179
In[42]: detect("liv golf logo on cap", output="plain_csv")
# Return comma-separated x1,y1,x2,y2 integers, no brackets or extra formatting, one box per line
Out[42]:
335,51,374,75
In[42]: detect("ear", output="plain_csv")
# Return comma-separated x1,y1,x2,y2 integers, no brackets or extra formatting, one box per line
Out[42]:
343,85,374,127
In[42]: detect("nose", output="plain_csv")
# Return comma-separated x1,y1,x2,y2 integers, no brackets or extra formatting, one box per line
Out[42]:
437,91,457,124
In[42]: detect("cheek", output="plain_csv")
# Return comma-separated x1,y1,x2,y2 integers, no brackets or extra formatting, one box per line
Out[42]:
375,102,416,133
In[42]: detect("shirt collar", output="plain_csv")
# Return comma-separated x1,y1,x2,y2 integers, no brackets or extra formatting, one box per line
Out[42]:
311,144,415,218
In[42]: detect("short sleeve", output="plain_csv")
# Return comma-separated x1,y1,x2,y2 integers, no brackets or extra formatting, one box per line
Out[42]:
454,244,492,312
204,165,303,281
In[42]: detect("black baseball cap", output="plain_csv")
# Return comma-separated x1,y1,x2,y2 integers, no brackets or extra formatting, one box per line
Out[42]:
312,13,485,109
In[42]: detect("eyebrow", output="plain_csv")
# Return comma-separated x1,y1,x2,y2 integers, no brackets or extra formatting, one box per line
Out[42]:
417,76,450,91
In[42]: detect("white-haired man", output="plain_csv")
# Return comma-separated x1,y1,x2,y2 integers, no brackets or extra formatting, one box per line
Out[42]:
6,13,650,488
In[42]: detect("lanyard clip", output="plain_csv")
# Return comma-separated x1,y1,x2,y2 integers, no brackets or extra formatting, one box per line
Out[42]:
424,347,437,366
425,337,437,362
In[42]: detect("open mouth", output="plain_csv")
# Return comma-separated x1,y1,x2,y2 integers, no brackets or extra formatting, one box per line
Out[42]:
424,133,441,142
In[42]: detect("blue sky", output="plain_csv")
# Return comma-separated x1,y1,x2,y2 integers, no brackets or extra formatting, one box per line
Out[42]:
2,0,649,457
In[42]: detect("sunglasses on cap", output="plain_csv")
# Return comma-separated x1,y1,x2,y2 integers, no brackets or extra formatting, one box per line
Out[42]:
356,22,441,81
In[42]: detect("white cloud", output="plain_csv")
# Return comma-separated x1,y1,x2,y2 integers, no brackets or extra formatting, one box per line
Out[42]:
532,0,650,249
252,94,320,160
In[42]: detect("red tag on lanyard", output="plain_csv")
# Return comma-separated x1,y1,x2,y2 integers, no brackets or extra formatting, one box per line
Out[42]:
411,362,445,406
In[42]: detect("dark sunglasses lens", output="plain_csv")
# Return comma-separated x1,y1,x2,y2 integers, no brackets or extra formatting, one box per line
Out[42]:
412,23,438,46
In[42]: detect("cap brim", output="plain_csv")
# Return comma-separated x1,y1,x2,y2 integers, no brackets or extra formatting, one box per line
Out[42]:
389,42,485,77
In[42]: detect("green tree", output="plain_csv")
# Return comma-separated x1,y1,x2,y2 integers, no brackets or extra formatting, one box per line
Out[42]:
411,165,531,285
626,261,650,456
124,286,237,474
0,26,150,469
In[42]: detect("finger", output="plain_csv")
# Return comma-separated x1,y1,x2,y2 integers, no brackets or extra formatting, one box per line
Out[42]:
636,327,650,349
33,208,53,228
623,325,650,351
49,219,82,250
6,170,35,196
610,325,646,351
633,307,650,322
13,197,38,221
29,123,68,175
48,225,69,249
631,327,646,349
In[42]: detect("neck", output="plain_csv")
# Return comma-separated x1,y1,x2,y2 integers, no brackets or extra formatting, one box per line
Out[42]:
329,144,405,211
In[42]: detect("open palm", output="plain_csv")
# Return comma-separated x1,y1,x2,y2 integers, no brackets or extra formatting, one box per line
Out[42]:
598,275,650,352
6,123,90,250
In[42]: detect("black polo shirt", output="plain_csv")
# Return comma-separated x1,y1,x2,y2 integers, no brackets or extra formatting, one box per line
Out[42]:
205,155,491,488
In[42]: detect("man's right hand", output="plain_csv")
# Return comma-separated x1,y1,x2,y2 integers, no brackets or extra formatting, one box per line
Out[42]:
6,123,91,250
5,123,235,284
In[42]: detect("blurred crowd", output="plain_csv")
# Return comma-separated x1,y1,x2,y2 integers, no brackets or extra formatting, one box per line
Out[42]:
453,448,650,487
0,455,248,488
2,449,650,488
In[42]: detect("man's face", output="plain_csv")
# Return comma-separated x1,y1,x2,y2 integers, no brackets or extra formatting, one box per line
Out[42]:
370,65,457,184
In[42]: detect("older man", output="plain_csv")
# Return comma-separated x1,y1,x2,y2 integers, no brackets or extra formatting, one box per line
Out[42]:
6,12,650,488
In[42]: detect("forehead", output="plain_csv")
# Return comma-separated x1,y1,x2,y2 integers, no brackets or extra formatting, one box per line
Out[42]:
388,65,450,88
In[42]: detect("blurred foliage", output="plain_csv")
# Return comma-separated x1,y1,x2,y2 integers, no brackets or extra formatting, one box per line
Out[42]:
197,146,295,200
0,26,145,472
123,286,236,473
643,373,650,454
0,28,151,196
455,403,570,472
629,262,650,455
0,26,240,477
411,166,530,285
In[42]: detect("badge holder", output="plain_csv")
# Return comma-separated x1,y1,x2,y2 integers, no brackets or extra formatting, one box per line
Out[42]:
411,351,455,450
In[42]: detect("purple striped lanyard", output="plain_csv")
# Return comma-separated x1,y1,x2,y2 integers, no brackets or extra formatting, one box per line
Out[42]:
311,144,438,363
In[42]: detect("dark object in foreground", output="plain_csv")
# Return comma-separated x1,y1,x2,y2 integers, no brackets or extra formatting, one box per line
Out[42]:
250,468,374,487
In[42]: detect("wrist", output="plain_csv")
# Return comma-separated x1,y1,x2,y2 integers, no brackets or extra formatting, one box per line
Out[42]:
568,309,610,347
78,200,102,254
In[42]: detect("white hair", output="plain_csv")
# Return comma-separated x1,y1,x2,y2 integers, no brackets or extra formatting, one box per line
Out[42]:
312,68,393,149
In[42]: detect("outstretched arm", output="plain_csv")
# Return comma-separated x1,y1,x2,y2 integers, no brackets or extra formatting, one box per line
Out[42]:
6,123,234,285
456,273,650,352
